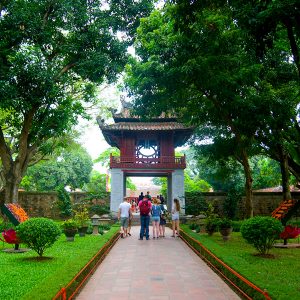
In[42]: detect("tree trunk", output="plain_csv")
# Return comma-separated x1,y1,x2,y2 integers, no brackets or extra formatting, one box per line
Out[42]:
241,149,253,218
2,171,21,204
284,18,300,80
279,147,291,200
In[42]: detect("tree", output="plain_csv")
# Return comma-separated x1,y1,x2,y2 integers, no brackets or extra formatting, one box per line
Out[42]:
153,172,210,196
0,0,153,204
125,4,263,217
251,156,282,190
94,147,137,191
125,1,300,217
94,147,120,168
230,0,300,78
229,0,300,199
83,170,109,199
20,142,93,191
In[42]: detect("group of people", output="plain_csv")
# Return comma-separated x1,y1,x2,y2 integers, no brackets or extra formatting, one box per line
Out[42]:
117,191,181,240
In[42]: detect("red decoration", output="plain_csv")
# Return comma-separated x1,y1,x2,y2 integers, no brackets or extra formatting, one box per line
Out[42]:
280,225,300,240
1,229,20,244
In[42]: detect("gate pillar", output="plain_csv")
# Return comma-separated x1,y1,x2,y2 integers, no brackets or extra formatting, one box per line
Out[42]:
110,168,125,213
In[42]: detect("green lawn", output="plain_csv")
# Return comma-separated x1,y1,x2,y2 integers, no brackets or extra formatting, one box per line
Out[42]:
0,226,119,300
181,225,300,300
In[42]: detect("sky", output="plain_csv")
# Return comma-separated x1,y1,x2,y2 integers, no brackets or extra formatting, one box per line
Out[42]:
76,84,154,186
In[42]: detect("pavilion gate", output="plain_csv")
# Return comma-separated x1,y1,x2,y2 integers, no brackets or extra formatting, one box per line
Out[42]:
98,101,193,214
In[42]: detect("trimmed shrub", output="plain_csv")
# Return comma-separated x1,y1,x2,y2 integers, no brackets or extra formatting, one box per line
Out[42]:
195,225,201,233
16,218,61,257
240,216,283,255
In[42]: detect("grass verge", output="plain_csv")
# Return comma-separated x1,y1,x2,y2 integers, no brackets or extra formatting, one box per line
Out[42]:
0,225,119,300
181,225,300,300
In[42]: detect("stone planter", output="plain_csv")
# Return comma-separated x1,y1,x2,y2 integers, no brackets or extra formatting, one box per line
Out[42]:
64,228,77,242
219,227,232,241
78,226,88,237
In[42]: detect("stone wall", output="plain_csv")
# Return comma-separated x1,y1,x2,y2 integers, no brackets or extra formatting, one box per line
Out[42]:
2,190,300,220
18,191,59,219
1,191,109,220
186,192,300,219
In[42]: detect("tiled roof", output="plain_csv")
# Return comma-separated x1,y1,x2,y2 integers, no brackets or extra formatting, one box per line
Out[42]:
102,122,191,131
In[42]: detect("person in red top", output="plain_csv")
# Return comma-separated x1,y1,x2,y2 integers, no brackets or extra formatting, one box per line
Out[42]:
138,197,152,240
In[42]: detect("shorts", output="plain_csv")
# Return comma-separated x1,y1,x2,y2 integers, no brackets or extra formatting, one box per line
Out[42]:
172,215,179,221
120,217,129,228
152,216,160,223
160,217,166,226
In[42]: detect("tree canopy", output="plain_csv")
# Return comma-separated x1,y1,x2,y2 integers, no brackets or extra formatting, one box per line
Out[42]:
125,1,300,217
21,142,93,191
0,0,153,203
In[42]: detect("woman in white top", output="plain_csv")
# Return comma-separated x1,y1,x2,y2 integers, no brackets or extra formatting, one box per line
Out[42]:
171,198,180,237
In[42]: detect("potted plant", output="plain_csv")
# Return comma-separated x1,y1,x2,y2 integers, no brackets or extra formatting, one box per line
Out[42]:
218,218,233,241
74,207,90,237
62,219,78,241
205,217,219,235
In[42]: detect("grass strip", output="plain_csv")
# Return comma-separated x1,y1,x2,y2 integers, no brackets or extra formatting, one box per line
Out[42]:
0,226,119,300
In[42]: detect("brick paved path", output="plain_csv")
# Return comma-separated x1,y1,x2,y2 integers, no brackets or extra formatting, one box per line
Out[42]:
76,226,240,300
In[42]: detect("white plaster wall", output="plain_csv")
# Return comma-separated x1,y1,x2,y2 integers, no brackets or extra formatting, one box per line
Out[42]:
110,169,124,214
171,169,185,214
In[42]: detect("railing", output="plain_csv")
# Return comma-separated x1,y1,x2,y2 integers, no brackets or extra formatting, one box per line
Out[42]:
110,155,186,169
53,231,120,300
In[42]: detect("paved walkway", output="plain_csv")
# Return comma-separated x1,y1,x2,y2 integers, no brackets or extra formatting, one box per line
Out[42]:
76,226,240,300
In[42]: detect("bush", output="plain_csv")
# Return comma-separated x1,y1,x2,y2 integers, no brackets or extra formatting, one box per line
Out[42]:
0,218,15,232
189,223,197,230
195,225,201,233
89,204,110,216
240,216,283,255
16,218,61,257
61,219,79,230
185,192,208,215
205,218,219,234
223,188,242,219
56,186,72,217
287,220,300,227
231,220,243,232
218,218,232,229
99,224,111,231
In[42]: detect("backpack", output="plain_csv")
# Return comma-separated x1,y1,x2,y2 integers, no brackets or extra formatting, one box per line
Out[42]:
140,200,151,216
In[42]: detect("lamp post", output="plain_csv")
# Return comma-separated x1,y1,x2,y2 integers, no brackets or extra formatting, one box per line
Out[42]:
91,214,100,235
